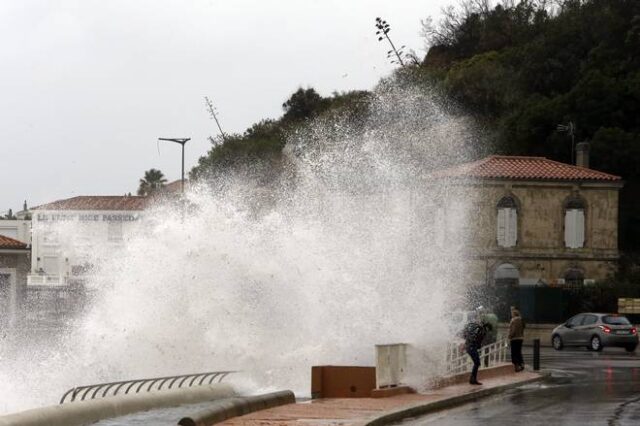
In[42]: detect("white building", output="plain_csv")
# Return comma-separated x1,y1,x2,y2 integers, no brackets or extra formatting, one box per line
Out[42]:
0,219,31,245
0,220,31,326
28,196,147,286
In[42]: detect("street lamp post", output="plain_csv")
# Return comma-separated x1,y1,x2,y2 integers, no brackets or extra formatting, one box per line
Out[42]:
158,138,190,193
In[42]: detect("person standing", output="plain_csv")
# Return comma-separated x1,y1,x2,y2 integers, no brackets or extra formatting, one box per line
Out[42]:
462,318,492,385
509,307,525,372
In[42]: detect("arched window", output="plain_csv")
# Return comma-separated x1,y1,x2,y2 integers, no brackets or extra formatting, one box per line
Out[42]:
564,197,585,248
497,196,518,248
493,263,520,320
565,268,584,287
494,263,520,286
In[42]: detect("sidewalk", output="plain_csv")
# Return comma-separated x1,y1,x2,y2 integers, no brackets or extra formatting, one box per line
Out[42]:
219,369,542,426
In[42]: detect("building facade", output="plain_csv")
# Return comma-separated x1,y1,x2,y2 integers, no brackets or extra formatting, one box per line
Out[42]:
430,151,622,289
29,196,147,286
0,230,30,327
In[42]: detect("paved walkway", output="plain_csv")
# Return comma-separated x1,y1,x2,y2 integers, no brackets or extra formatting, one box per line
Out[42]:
220,371,541,426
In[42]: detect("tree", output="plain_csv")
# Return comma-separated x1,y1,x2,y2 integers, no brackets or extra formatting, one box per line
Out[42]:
282,88,330,122
137,169,167,196
3,209,16,220
375,17,417,66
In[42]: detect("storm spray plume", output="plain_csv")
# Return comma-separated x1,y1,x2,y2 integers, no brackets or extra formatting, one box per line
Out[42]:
0,79,482,413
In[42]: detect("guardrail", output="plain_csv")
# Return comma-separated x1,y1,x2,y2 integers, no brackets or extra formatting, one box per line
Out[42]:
445,338,509,375
60,371,236,404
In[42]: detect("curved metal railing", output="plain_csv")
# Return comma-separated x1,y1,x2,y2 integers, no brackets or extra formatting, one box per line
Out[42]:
60,370,235,404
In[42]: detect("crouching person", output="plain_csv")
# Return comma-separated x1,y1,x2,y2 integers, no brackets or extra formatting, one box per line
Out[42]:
462,319,493,385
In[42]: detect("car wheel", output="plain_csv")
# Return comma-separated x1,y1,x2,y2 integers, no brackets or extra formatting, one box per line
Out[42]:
625,344,637,353
590,335,603,352
552,334,563,350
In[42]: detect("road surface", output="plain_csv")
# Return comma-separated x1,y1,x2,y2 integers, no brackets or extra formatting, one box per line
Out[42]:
400,346,640,426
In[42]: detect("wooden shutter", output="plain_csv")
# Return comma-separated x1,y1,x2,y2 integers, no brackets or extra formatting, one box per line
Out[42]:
564,209,574,248
575,209,585,248
565,209,585,248
507,208,518,247
497,208,506,246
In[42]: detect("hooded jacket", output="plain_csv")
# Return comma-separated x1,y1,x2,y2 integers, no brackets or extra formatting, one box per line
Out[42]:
462,322,487,349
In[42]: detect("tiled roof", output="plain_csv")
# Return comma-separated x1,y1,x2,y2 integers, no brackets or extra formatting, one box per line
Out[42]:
162,179,188,193
0,234,28,249
430,156,622,182
33,196,147,211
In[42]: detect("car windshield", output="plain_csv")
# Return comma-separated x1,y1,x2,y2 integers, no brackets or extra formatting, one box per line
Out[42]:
603,315,631,325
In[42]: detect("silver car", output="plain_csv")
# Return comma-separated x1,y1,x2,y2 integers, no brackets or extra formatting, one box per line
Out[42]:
551,313,638,352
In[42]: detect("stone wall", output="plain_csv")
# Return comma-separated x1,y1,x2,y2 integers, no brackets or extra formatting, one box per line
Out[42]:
460,179,620,285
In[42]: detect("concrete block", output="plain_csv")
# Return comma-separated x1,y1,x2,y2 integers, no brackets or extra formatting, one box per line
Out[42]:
310,366,376,398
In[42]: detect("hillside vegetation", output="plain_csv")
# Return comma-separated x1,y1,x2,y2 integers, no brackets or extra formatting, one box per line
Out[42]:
420,0,640,251
191,0,640,252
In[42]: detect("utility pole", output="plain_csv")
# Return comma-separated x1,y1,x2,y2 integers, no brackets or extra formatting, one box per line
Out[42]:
158,138,190,193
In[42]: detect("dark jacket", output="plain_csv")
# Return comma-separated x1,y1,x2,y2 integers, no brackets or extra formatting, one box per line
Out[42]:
463,322,486,349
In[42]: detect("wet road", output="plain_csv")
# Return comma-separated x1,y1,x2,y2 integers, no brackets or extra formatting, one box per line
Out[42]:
400,347,640,426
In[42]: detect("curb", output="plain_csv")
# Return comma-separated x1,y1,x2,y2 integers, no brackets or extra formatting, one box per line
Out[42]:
362,373,548,426
0,384,235,426
178,391,295,426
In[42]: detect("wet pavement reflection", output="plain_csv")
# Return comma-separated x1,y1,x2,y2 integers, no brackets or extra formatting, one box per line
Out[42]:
400,347,640,426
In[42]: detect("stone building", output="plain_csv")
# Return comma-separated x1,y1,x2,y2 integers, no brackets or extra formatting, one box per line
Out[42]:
430,146,622,289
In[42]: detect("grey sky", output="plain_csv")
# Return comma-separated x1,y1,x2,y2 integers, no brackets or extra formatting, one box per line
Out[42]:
0,0,450,213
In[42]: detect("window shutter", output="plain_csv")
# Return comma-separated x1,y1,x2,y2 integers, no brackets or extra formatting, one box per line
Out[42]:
575,209,585,248
564,210,573,248
565,209,584,248
507,208,518,247
497,208,506,247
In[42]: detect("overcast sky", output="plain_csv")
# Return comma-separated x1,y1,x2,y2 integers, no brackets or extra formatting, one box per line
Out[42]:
0,0,451,213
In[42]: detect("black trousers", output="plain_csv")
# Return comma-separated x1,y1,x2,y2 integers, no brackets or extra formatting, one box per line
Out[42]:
510,339,524,366
466,347,480,382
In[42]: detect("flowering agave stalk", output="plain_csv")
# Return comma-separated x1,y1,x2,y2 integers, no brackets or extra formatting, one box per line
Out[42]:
375,17,405,67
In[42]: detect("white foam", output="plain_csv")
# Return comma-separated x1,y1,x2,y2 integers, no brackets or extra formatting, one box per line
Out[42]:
0,81,481,413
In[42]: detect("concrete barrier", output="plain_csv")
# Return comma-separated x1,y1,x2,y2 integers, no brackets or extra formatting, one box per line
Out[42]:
311,366,376,398
177,391,295,426
0,384,235,426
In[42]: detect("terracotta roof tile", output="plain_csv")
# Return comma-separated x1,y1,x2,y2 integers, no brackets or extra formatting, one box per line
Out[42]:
163,179,188,192
431,155,621,182
33,196,147,211
0,234,28,249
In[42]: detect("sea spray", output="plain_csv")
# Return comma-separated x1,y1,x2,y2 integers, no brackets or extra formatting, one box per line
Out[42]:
0,80,482,412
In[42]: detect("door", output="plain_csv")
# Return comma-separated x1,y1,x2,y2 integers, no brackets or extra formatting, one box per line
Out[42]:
575,314,598,345
563,314,585,345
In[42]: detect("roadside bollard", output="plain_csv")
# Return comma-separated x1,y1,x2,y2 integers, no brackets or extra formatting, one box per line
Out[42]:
533,338,540,371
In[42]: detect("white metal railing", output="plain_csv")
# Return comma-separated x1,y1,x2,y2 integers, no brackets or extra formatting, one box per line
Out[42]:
445,338,509,376
27,274,66,286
